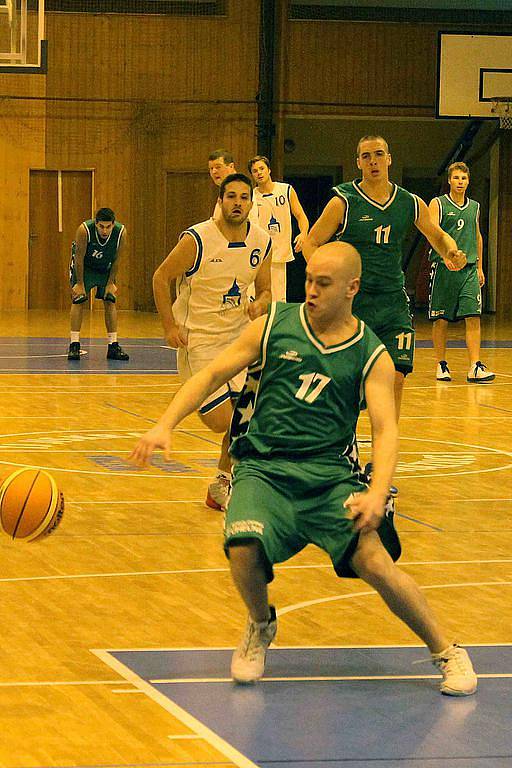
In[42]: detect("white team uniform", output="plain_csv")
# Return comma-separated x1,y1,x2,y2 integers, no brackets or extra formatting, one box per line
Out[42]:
253,181,294,302
174,218,271,413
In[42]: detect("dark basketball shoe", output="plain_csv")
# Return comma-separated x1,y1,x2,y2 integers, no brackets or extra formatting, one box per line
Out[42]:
67,342,81,361
107,342,129,361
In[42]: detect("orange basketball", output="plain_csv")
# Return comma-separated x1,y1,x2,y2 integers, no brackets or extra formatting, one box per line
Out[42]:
0,468,64,542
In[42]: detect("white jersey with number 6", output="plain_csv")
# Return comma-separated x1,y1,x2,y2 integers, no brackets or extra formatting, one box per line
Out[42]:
173,218,271,338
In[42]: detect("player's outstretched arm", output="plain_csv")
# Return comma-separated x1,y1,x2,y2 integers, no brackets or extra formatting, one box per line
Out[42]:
418,198,466,271
153,234,196,348
129,316,267,467
344,352,398,532
302,196,346,262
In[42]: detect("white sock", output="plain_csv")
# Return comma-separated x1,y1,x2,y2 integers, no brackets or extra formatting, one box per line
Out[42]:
108,333,117,344
70,332,80,343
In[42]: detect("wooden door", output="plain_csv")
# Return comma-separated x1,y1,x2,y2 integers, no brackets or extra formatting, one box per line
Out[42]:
165,172,218,256
29,170,93,309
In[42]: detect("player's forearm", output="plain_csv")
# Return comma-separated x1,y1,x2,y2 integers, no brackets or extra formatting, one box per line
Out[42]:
252,288,272,312
108,260,119,283
435,231,459,260
297,212,309,236
74,251,85,283
302,233,321,262
477,234,483,267
153,270,178,334
368,422,398,498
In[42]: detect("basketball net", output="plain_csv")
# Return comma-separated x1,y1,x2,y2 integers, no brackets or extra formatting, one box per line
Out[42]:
491,98,512,130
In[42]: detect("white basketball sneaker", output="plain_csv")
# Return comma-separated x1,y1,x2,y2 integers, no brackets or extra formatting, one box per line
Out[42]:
431,644,477,696
436,360,451,381
467,361,495,383
205,473,231,511
231,606,277,683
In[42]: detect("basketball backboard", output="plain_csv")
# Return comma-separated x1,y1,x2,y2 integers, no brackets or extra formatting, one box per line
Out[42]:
0,0,46,72
437,32,512,118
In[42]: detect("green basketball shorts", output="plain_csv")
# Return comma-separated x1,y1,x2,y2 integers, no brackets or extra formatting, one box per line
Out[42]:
70,255,113,301
428,262,481,322
224,456,401,580
353,289,415,375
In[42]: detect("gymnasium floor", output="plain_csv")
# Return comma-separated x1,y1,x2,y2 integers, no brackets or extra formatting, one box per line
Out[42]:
0,309,511,768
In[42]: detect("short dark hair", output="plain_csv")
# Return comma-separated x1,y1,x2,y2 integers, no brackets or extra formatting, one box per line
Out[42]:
208,148,235,165
448,162,470,179
356,135,389,156
219,173,253,199
248,155,271,172
95,207,115,222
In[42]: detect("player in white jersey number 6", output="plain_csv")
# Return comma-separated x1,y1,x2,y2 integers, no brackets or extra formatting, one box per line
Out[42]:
152,173,272,511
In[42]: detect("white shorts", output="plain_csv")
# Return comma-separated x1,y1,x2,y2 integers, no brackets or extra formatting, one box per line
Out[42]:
177,333,247,414
271,262,287,302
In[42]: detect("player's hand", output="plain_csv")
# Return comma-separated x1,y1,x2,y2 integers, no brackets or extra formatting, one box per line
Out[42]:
344,490,387,533
293,233,306,253
105,282,117,297
478,268,485,287
444,249,467,271
129,425,172,467
71,282,86,299
165,325,188,349
248,299,267,320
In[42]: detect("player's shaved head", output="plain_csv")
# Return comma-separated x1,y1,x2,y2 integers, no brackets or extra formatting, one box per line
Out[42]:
309,241,361,281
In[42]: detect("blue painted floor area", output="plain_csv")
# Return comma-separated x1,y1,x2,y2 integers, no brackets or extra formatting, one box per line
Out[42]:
415,339,512,348
0,337,177,373
0,336,509,374
109,646,512,768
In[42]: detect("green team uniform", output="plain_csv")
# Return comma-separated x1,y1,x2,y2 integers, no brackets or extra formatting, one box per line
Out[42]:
331,180,418,373
224,302,401,580
428,195,481,322
69,219,125,301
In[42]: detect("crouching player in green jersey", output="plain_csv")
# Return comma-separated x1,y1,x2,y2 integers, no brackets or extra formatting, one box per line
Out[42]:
130,241,477,697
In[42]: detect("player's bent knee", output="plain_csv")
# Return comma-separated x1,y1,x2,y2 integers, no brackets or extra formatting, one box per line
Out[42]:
228,539,265,568
350,535,394,583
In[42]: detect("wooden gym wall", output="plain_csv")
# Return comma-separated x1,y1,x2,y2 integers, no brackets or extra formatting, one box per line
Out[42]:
1,8,511,316
0,4,260,311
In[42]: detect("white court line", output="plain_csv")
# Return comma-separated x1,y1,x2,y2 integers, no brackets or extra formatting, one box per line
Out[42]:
151,673,512,684
0,679,122,687
0,432,509,480
0,448,491,455
399,415,512,419
0,449,218,454
405,380,512,390
67,499,205,505
1,562,511,585
93,649,260,768
278,581,512,617
0,460,210,479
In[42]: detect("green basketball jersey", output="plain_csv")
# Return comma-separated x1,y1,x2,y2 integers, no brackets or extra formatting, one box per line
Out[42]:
429,195,479,265
230,302,386,461
83,219,124,272
331,181,419,294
